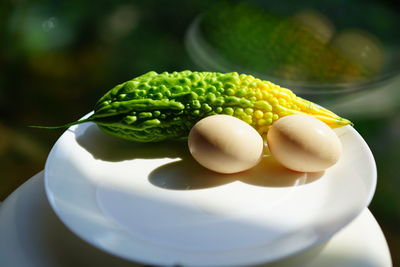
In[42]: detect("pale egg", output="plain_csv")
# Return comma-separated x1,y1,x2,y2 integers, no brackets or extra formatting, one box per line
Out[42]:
188,115,264,174
292,8,335,44
267,114,342,172
331,29,384,75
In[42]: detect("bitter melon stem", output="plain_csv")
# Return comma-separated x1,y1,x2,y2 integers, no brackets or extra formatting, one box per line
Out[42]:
29,117,94,130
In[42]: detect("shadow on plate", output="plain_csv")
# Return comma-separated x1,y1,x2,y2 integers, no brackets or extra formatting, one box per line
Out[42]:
74,123,190,162
149,155,324,190
74,123,323,190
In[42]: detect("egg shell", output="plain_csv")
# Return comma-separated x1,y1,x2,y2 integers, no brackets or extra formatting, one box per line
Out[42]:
188,115,264,174
267,114,342,172
292,8,335,44
331,29,384,74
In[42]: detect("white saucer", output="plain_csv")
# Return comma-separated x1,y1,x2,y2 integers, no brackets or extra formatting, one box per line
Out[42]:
44,119,376,266
1,172,392,267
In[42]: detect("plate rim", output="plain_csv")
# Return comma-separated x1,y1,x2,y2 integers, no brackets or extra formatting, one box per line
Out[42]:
44,114,377,267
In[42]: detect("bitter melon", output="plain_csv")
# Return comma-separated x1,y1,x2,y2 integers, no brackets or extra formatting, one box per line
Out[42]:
201,2,367,83
33,71,351,142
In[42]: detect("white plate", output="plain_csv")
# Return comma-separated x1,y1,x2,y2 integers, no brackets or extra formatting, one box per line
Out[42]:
44,116,376,267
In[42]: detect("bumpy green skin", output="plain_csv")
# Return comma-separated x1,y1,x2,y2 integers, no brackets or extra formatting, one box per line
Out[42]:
201,2,367,83
89,71,350,142
93,71,249,142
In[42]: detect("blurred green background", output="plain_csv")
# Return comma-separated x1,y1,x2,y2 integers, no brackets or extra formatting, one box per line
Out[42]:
1,0,399,265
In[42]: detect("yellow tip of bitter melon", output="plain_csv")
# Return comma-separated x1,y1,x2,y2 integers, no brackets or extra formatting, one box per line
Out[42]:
32,71,351,142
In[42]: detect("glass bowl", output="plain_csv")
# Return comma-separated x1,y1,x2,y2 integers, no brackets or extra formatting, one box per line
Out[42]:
185,0,400,103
